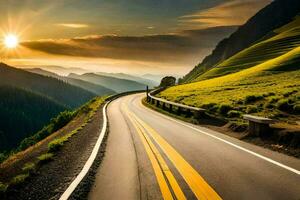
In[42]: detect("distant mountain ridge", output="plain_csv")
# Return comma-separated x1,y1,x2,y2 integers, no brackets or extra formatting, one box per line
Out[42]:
182,0,300,82
69,73,147,93
96,72,158,88
26,68,115,95
0,63,96,108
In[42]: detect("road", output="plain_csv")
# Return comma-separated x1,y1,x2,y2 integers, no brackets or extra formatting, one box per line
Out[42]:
88,93,300,200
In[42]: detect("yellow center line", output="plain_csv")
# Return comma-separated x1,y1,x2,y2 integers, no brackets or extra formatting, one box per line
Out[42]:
124,106,186,200
127,108,222,200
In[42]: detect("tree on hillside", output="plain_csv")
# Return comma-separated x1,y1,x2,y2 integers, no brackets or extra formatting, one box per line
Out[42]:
159,76,176,88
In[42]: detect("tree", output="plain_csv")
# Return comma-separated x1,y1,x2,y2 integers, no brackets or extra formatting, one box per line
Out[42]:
159,76,176,88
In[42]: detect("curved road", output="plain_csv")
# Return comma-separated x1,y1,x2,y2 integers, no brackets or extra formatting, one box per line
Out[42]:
88,93,300,200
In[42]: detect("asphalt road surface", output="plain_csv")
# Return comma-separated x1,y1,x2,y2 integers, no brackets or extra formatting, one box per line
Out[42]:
88,93,300,200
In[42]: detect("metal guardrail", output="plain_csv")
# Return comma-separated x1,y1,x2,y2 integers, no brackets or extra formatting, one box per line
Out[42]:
146,87,205,117
106,90,146,102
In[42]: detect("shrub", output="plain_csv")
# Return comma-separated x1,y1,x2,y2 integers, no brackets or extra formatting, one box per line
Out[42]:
293,104,300,113
22,162,36,173
37,153,53,164
10,173,29,186
283,90,297,97
218,104,232,115
277,99,293,112
0,153,7,164
246,106,258,114
0,182,8,194
244,95,264,104
18,110,76,152
48,139,64,152
264,102,274,109
269,97,279,103
227,110,242,118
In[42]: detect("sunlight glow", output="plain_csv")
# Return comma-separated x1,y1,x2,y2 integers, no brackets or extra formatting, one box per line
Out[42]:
4,34,19,49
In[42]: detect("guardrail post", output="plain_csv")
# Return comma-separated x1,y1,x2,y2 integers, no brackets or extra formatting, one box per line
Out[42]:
186,109,191,117
146,86,150,102
169,104,173,112
151,98,154,104
162,102,166,110
177,107,181,115
156,99,160,107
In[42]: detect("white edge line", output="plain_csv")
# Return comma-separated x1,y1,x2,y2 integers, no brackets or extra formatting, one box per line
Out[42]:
59,102,109,200
140,99,300,175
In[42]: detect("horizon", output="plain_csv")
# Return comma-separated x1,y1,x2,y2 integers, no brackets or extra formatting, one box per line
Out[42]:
0,0,271,76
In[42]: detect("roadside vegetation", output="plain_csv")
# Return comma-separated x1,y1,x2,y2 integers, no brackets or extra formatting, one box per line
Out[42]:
0,97,104,197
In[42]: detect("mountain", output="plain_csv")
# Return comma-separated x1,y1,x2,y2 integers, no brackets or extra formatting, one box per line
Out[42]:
0,85,66,151
69,73,147,93
96,72,158,88
26,68,115,95
26,68,59,77
0,63,96,108
182,0,300,82
195,16,300,81
20,65,87,76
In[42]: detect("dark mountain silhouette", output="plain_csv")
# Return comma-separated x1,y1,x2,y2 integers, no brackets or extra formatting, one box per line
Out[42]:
0,85,66,151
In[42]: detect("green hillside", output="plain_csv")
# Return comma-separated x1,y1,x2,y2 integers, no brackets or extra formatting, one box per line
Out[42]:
69,73,147,93
196,17,300,81
0,64,96,108
26,68,116,95
182,0,300,83
0,85,66,151
158,46,300,122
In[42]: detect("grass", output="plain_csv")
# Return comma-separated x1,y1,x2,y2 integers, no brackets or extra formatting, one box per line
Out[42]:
195,17,300,81
37,153,54,164
22,162,36,173
10,173,29,186
158,46,300,124
0,182,8,193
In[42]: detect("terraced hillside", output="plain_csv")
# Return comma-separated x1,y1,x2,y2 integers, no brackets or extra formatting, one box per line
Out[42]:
158,46,300,123
196,17,300,81
182,0,300,83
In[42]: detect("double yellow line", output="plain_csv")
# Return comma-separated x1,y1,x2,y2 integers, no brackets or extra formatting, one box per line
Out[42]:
123,105,221,200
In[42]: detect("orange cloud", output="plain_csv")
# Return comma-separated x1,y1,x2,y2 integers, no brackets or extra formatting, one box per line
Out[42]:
179,0,272,28
20,26,236,63
56,23,89,28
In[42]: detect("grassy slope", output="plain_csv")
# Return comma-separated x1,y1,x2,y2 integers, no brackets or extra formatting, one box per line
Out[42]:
158,46,300,122
196,17,300,81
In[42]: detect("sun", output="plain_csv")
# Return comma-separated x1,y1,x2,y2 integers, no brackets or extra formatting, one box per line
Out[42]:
4,34,19,49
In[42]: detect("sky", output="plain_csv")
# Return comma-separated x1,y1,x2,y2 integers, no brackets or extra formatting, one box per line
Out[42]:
0,0,272,76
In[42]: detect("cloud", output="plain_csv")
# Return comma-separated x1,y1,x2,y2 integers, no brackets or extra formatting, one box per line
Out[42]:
56,23,89,28
179,0,272,28
21,26,237,63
